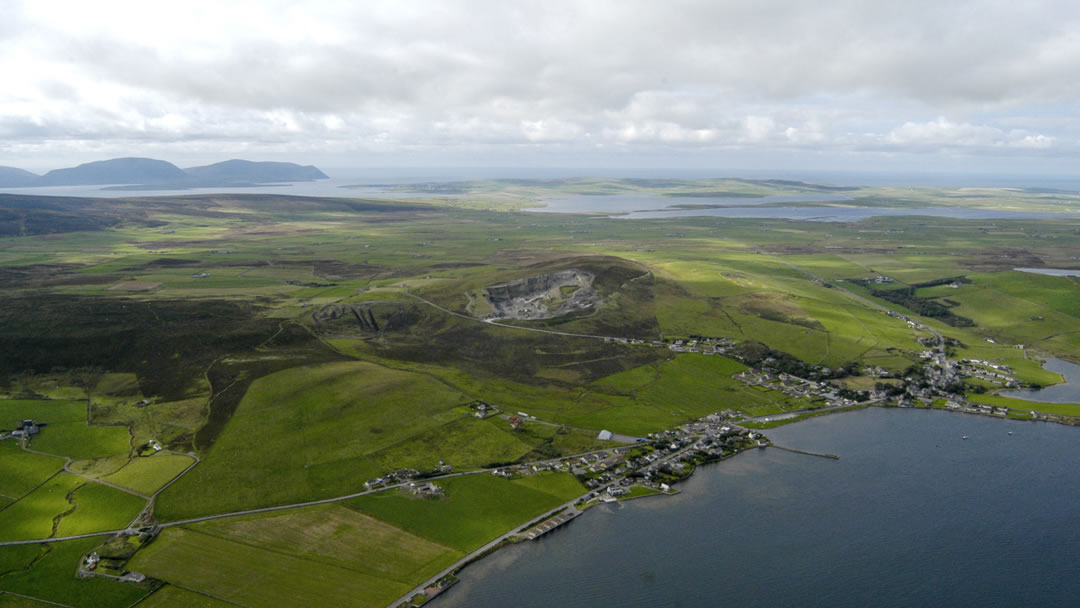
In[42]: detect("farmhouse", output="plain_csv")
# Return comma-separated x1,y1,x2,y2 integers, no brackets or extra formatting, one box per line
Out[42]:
9,419,42,440
410,482,444,497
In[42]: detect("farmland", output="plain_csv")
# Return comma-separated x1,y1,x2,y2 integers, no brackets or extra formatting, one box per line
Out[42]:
3,178,1080,606
345,473,585,552
128,504,461,607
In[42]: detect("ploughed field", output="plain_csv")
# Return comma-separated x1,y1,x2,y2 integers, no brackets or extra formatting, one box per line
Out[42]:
2,178,1080,607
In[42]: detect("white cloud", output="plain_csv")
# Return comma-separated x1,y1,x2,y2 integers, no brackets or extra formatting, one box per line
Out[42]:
1,0,1079,169
886,117,1057,150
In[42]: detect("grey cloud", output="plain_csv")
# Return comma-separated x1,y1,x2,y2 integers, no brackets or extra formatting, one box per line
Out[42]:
2,0,1078,167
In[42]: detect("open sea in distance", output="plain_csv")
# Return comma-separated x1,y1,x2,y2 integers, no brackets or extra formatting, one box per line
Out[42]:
433,408,1080,608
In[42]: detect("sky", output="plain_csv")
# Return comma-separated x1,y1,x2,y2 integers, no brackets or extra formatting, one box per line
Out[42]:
3,0,1080,176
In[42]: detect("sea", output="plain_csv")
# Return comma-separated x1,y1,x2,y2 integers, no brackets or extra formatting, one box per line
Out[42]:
3,169,1078,223
1002,357,1080,404
433,408,1080,608
527,194,1076,222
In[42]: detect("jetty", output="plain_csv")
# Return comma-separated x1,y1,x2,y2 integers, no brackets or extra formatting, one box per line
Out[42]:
770,445,840,460
524,508,581,540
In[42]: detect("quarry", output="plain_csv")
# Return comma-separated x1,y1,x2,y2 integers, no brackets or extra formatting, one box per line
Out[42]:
483,269,599,320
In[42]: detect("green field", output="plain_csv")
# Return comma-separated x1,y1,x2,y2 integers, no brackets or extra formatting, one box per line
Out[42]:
56,483,145,537
0,473,84,542
967,393,1080,417
155,360,472,520
0,441,65,499
132,586,236,608
346,472,584,552
589,354,804,426
128,527,409,608
0,539,153,608
0,400,131,461
0,593,57,607
101,454,195,495
0,473,145,542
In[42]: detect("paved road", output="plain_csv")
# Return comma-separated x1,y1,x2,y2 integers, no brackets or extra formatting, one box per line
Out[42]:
744,399,883,424
19,443,149,500
0,444,629,548
498,413,644,443
759,252,953,375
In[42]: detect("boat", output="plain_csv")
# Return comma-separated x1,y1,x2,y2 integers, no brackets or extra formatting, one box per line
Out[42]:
1008,431,1013,436
962,436,968,440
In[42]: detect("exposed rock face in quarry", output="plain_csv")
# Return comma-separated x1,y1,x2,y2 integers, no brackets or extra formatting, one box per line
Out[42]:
483,269,598,320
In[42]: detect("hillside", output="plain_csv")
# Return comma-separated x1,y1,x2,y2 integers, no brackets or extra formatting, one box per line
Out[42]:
40,157,187,186
184,159,328,183
0,157,329,189
0,166,41,187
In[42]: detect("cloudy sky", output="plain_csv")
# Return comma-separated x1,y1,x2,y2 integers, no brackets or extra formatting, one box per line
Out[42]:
3,0,1080,175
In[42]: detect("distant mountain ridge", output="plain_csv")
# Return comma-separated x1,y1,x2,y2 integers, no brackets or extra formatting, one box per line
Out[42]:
0,157,329,188
185,159,328,183
41,158,188,186
0,166,42,187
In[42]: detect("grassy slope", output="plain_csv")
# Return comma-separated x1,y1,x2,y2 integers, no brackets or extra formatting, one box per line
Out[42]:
184,505,461,584
967,393,1080,417
0,400,131,461
57,483,145,537
133,495,475,608
0,474,84,542
0,539,152,608
101,454,194,495
155,361,471,520
132,586,235,608
128,527,406,608
0,441,65,499
346,472,584,552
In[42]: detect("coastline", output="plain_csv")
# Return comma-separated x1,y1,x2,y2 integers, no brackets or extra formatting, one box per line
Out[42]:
417,401,1078,608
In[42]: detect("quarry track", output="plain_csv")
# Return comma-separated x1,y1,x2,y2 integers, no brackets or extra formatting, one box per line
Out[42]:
403,288,624,341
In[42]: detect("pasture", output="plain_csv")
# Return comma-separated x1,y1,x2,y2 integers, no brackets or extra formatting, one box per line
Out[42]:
0,539,153,608
134,586,235,608
155,360,473,520
0,440,65,499
128,527,409,608
101,454,195,495
346,472,584,552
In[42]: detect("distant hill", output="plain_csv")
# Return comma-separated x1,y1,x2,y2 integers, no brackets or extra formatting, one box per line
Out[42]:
40,157,188,186
184,159,328,183
0,157,329,189
0,166,42,187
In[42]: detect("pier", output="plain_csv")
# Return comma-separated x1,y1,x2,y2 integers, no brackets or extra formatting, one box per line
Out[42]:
524,508,581,540
770,445,840,460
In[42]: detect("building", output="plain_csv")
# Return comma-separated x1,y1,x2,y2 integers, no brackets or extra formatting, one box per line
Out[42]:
597,429,613,441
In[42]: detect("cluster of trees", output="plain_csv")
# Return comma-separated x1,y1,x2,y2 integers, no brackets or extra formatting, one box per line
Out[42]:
732,340,859,380
857,282,975,327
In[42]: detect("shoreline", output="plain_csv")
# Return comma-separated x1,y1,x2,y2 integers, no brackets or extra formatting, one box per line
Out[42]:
418,402,1077,608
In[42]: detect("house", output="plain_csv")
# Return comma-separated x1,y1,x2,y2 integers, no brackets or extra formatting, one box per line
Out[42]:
84,552,100,571
411,482,443,496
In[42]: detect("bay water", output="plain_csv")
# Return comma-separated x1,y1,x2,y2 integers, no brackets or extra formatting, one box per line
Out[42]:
434,408,1080,608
